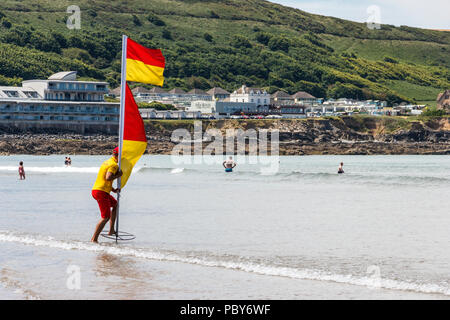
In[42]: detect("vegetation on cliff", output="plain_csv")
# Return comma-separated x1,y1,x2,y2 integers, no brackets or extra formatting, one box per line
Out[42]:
0,0,448,105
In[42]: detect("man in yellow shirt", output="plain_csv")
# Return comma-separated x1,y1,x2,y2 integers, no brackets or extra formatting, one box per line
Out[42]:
91,147,123,243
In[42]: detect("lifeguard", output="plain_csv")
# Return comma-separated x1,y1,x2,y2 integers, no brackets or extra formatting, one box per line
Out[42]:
91,147,123,243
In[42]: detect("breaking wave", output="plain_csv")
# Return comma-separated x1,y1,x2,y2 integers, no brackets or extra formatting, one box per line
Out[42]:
1,231,449,297
0,166,99,174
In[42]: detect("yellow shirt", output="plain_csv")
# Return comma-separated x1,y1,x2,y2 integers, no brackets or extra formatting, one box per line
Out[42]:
92,157,119,193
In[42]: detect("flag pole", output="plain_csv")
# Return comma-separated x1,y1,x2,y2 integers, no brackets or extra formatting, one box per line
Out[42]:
116,34,128,243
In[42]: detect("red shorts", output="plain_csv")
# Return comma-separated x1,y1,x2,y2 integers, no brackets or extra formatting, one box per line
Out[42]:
92,190,117,219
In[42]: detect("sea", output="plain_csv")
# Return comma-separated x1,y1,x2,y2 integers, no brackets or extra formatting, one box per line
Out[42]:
0,154,449,300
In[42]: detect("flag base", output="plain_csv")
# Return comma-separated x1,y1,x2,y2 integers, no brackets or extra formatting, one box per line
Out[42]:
100,231,136,241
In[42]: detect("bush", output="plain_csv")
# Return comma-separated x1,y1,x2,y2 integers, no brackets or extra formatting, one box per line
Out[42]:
147,14,165,26
139,102,176,111
384,56,399,64
1,19,12,29
421,107,447,116
132,15,142,27
162,29,172,40
210,11,220,19
204,33,213,42
232,35,252,48
256,32,271,45
268,36,290,52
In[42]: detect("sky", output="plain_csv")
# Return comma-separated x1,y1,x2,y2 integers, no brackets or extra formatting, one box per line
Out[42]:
270,0,450,29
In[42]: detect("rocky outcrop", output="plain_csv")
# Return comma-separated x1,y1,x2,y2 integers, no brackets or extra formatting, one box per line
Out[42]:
0,117,449,155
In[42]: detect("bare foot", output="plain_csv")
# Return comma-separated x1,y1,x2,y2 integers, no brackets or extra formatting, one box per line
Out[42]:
91,239,98,243
108,231,117,236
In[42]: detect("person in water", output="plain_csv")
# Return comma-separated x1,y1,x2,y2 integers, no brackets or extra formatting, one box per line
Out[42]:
68,157,72,166
18,161,25,180
91,147,123,243
223,156,237,172
65,157,69,166
338,162,345,174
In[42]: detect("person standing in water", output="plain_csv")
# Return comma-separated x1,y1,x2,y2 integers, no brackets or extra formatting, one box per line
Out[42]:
91,147,123,243
223,156,237,173
18,161,25,180
338,162,345,174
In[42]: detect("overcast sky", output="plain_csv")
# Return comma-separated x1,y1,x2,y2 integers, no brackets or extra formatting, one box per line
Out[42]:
271,0,450,29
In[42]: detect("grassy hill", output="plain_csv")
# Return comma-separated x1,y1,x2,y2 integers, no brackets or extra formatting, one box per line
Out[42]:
0,0,448,105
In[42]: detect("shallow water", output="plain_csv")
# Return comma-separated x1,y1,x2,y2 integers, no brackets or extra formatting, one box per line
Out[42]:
0,155,449,299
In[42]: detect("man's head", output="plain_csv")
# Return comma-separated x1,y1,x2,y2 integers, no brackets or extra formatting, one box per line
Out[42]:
341,162,344,166
113,147,119,160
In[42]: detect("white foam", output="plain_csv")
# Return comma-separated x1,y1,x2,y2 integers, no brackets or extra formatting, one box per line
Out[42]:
171,168,184,174
0,166,99,173
0,231,449,296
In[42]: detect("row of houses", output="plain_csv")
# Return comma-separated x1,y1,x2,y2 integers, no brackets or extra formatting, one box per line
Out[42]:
1,71,448,134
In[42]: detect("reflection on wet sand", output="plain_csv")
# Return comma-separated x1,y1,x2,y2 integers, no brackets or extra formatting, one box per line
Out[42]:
93,252,170,299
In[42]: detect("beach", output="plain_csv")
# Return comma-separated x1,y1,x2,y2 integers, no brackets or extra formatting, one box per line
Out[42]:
1,155,449,299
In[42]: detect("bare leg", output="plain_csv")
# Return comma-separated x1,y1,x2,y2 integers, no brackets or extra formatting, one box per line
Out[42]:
108,206,117,235
91,217,110,243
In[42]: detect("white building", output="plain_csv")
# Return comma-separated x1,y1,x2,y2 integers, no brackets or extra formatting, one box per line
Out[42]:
140,109,201,119
189,100,267,115
230,85,270,106
0,71,118,133
23,71,108,102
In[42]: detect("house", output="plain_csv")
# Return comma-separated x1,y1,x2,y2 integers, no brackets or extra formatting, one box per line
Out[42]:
271,90,294,105
437,90,450,112
230,85,270,106
168,88,187,99
207,87,231,101
292,91,316,104
187,89,212,101
131,86,152,101
145,87,169,102
108,87,121,98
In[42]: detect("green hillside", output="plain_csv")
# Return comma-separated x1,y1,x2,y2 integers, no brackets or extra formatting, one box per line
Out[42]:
0,0,448,105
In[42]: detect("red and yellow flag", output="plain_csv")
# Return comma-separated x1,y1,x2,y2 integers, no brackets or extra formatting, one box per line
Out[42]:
120,83,148,188
126,38,166,87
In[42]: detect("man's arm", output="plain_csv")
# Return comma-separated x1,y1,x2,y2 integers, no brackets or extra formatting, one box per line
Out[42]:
106,169,123,181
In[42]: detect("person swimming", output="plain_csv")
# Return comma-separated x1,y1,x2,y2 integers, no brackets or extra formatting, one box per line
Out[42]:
223,156,237,172
338,162,345,174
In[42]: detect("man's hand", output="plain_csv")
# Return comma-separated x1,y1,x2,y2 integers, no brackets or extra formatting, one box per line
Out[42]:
112,188,121,193
115,169,123,179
